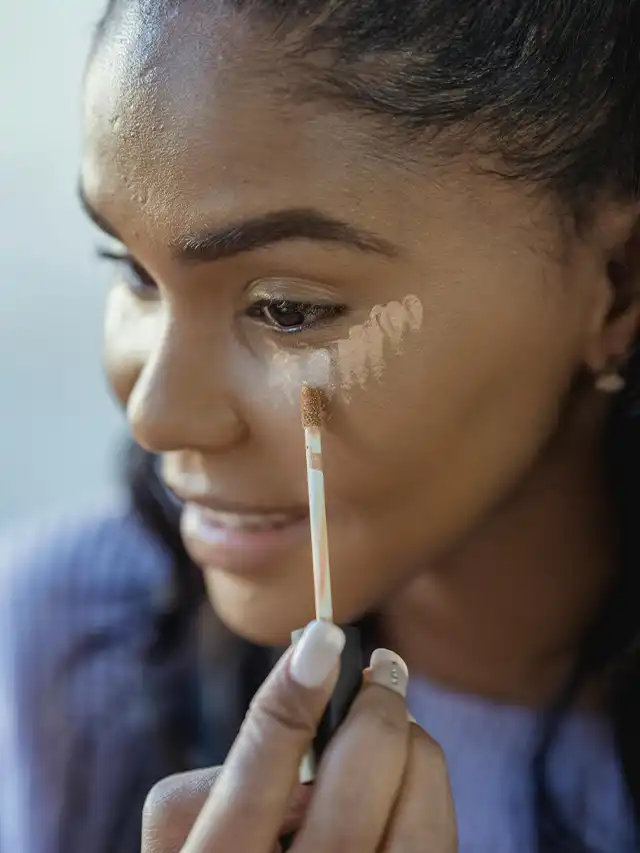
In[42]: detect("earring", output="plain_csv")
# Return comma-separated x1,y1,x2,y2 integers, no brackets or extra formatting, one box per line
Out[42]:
595,360,626,394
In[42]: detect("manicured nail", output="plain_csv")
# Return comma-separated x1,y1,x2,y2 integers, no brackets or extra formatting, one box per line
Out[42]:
368,648,409,697
290,620,345,688
408,713,418,724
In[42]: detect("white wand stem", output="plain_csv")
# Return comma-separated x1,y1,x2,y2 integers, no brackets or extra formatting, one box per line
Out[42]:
304,423,333,622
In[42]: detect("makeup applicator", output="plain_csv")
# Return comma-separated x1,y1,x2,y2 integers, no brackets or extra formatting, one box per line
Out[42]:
300,383,333,623
280,387,364,852
292,385,363,782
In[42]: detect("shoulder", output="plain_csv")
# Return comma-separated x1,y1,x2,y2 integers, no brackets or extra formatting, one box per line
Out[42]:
0,505,186,853
0,501,172,610
0,500,178,723
0,502,175,665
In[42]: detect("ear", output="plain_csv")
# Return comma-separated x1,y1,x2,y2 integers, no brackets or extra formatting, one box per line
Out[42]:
583,205,640,374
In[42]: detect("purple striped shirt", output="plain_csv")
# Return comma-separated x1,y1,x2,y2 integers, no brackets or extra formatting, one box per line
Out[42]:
0,505,177,853
0,504,636,853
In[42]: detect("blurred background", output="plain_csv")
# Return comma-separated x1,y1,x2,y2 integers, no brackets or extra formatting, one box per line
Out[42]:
0,0,123,528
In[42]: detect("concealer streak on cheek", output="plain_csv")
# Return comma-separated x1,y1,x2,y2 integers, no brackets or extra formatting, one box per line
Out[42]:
337,295,423,397
265,295,424,405
265,345,333,404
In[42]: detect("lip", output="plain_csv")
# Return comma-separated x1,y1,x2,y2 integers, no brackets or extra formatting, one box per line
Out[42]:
180,500,310,577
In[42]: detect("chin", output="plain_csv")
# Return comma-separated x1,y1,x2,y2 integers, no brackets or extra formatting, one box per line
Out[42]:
202,565,372,646
202,568,318,646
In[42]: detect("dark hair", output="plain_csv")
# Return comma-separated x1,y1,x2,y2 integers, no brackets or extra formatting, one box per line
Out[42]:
102,2,640,851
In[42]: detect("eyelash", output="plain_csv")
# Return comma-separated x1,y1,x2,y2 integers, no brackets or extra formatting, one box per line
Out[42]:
97,249,347,333
245,298,346,334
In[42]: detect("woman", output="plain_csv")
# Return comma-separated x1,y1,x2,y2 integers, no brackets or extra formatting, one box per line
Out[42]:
5,0,640,850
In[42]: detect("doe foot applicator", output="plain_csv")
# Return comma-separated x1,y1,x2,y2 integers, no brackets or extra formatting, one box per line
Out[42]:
280,386,363,850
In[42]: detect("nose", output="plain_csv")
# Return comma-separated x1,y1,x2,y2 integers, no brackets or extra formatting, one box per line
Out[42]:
127,320,247,455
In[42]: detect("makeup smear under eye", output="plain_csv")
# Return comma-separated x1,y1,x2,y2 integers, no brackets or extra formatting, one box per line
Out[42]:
266,344,332,402
265,294,423,401
336,294,423,391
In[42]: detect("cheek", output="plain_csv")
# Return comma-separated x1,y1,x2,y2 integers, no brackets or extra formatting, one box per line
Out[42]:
323,261,581,524
103,284,165,407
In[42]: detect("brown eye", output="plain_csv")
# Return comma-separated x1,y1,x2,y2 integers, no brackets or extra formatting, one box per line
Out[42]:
97,249,159,300
247,299,345,334
265,301,307,329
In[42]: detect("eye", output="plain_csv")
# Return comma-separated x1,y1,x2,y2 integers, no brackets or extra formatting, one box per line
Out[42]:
97,248,159,300
246,298,346,333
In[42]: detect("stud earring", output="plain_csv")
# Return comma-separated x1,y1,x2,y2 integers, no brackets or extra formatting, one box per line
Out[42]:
595,360,626,394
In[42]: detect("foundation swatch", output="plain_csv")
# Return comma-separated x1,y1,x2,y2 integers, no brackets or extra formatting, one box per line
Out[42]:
266,294,423,401
336,294,424,392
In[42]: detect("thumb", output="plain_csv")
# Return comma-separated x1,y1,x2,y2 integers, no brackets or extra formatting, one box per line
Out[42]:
142,767,223,853
144,620,345,853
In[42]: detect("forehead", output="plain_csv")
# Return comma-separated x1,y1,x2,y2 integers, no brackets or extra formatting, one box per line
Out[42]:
81,4,397,245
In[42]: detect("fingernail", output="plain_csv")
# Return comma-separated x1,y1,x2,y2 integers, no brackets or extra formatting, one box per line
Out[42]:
368,648,409,697
408,713,418,724
290,620,345,689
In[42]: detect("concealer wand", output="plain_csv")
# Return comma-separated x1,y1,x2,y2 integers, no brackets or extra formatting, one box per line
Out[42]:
280,386,363,850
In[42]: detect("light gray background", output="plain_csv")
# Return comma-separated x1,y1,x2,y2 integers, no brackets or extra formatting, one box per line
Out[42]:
0,1,123,528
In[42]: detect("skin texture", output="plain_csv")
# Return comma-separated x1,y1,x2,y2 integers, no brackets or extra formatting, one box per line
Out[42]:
83,5,640,706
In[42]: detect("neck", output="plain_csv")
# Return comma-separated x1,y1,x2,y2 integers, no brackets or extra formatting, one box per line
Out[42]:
380,394,617,708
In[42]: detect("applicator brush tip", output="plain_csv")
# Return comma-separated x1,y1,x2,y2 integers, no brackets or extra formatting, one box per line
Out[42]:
301,384,325,429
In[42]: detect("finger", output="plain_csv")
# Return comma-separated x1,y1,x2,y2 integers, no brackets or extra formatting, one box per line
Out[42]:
279,785,313,836
182,620,345,853
141,767,312,853
142,767,222,853
292,649,411,853
383,724,457,853
142,769,313,853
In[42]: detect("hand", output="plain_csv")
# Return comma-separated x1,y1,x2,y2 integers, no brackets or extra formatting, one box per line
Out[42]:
142,620,458,852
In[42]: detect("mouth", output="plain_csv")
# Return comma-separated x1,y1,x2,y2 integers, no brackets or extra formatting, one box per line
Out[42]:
178,496,310,577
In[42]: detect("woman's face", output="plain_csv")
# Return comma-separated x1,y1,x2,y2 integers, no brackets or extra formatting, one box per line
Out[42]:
83,8,616,644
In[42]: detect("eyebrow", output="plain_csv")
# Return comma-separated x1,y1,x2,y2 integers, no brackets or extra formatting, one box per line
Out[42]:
78,183,399,262
174,208,399,261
